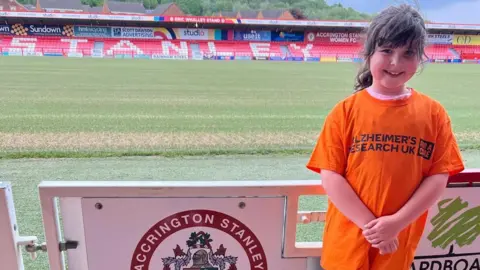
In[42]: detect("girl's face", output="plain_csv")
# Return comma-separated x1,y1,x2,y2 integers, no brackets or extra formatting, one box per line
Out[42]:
369,45,420,95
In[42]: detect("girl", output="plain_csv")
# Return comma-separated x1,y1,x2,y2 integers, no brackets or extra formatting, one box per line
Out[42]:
306,4,464,270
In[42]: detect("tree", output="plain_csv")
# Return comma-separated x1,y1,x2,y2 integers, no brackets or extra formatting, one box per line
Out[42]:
81,0,104,7
176,0,203,15
143,0,157,9
290,8,307,20
17,0,373,20
17,0,36,5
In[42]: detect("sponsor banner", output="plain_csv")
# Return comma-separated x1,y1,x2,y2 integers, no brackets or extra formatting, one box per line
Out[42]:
269,56,286,61
154,28,176,39
235,55,253,60
151,54,188,60
111,27,176,39
453,34,480,45
6,24,74,37
306,32,362,43
0,25,11,35
412,187,480,270
4,48,41,56
112,27,155,39
462,59,480,63
202,54,216,60
320,56,337,62
114,54,133,59
173,28,211,40
291,56,305,61
233,30,271,41
172,28,226,40
269,56,304,61
67,52,83,58
427,23,480,30
271,31,304,42
427,34,453,44
306,57,320,62
253,56,268,60
337,57,353,62
214,55,234,60
133,54,150,59
0,11,480,30
239,18,369,27
43,52,63,56
156,16,238,24
0,24,178,39
4,50,22,56
24,51,43,57
74,26,111,38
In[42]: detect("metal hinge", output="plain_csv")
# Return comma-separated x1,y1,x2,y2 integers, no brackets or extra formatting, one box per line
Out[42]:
18,236,78,260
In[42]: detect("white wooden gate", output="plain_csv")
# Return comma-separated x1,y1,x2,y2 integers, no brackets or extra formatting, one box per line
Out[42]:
1,170,479,270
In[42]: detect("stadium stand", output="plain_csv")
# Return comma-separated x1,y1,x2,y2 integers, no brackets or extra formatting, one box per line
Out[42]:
0,0,478,62
0,36,476,60
455,45,480,60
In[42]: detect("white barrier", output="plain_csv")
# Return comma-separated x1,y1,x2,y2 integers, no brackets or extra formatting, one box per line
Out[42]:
1,170,479,270
0,182,39,270
0,182,24,270
37,180,324,270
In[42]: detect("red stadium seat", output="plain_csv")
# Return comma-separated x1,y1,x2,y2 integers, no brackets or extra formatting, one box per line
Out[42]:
424,44,456,60
0,35,472,61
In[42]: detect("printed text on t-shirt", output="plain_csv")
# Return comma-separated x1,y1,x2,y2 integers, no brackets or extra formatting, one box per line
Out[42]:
349,134,434,160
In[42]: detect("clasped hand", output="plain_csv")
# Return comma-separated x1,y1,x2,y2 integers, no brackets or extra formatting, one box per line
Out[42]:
362,215,403,255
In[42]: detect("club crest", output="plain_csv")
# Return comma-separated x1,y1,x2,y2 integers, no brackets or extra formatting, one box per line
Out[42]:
161,231,238,270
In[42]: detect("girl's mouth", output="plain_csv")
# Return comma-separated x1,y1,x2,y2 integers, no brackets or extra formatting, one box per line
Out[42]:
384,70,404,77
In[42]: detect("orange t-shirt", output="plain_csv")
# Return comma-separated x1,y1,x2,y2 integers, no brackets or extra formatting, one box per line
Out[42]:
306,89,464,270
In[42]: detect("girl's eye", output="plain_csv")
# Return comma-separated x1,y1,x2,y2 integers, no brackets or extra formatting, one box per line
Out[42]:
381,49,392,54
405,51,415,57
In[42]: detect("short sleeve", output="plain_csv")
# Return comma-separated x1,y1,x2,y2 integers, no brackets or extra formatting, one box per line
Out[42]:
427,111,465,177
306,105,347,175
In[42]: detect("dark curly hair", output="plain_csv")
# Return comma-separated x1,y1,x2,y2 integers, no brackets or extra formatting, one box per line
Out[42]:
354,4,428,92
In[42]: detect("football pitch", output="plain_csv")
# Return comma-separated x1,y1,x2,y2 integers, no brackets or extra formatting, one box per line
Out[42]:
2,57,480,157
1,57,480,269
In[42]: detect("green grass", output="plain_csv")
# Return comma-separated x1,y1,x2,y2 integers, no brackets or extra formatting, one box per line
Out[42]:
1,57,479,157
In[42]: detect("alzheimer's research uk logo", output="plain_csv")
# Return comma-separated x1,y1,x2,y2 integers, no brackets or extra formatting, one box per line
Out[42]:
130,210,268,270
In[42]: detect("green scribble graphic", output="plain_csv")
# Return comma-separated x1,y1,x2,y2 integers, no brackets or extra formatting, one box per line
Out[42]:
428,197,480,249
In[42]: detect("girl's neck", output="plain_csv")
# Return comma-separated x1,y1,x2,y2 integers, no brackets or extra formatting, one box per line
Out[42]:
368,83,410,96
366,86,412,101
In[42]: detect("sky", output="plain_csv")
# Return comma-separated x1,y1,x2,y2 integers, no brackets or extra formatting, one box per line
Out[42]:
326,0,480,24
